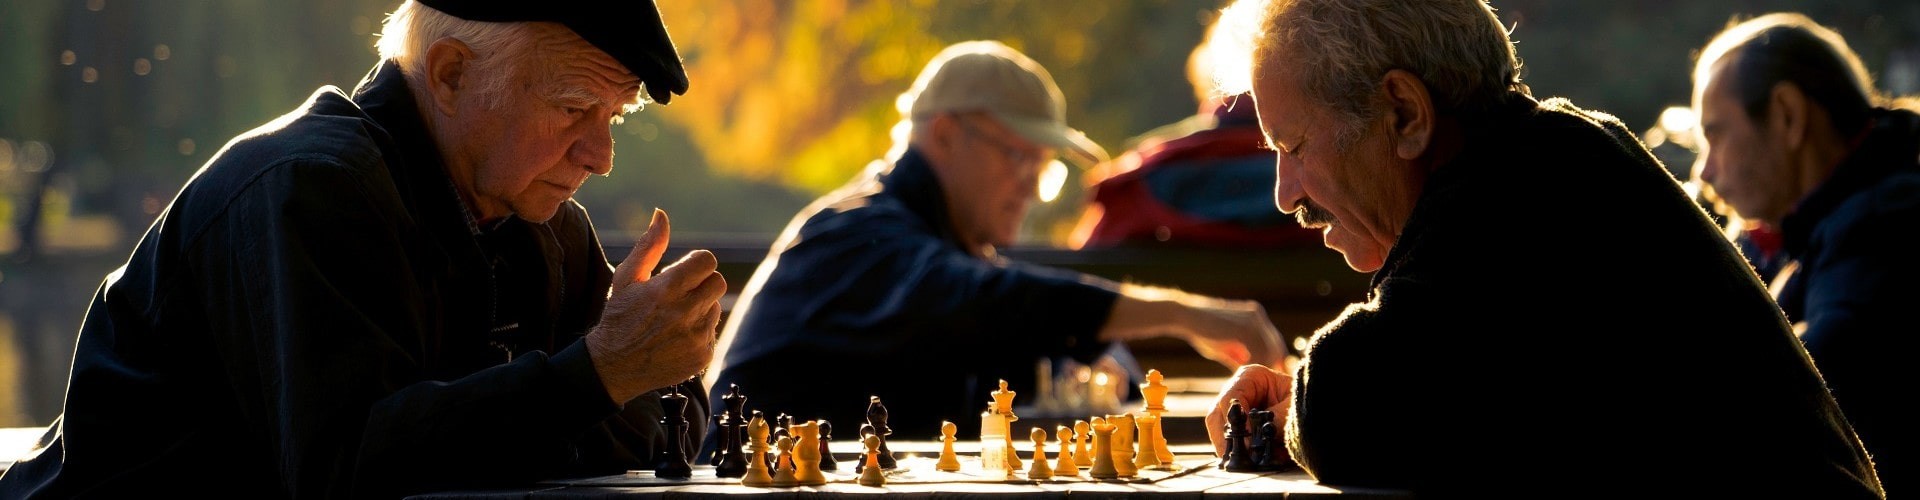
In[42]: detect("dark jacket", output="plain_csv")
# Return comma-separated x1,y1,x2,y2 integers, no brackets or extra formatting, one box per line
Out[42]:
706,149,1119,440
1775,106,1920,497
0,62,704,499
1286,96,1883,498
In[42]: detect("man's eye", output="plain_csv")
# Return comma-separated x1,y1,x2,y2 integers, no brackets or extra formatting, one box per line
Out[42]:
562,106,588,117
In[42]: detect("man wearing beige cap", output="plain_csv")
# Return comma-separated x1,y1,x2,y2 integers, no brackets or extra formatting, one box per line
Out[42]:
703,41,1286,439
0,1,721,497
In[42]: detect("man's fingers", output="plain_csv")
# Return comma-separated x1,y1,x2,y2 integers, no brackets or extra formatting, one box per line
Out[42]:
627,209,673,283
700,302,722,337
655,249,720,292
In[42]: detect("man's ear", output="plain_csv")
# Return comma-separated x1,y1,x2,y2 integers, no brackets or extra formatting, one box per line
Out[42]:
423,38,476,118
1380,69,1435,160
1769,81,1810,151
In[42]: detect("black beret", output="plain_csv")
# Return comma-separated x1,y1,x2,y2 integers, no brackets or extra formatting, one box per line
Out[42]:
413,0,689,104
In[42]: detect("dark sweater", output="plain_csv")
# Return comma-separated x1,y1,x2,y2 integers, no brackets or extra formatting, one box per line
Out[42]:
1775,107,1920,498
1287,96,1883,498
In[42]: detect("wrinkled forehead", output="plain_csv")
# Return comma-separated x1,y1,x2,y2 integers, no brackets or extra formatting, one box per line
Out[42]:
525,22,644,103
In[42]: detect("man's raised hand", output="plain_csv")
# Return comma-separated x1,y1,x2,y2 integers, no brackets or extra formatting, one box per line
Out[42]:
586,209,727,403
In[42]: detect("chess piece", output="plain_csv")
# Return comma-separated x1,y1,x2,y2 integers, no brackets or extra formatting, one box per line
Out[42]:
1140,369,1174,466
857,434,887,487
816,420,839,472
1004,432,1023,472
771,436,798,486
979,396,1011,473
1088,418,1119,479
1222,399,1258,472
853,423,874,473
1256,411,1289,470
772,413,792,444
654,386,693,479
1073,420,1092,467
1134,413,1161,470
749,410,770,469
1027,427,1053,479
714,386,748,478
1247,409,1274,469
791,421,826,486
866,396,897,469
1108,413,1136,477
1054,425,1078,477
712,410,743,476
936,421,962,472
742,414,774,487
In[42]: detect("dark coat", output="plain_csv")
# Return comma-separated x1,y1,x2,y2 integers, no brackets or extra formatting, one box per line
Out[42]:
706,149,1119,441
1286,96,1884,498
0,62,704,499
1775,107,1920,497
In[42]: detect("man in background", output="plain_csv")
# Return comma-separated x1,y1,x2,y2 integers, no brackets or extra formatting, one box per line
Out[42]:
1692,12,1916,495
706,41,1287,441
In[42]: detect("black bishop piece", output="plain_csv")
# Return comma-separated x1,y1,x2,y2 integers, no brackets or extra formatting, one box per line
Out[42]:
867,396,896,469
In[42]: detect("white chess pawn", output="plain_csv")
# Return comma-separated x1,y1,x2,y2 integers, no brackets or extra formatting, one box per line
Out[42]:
1027,427,1053,479
1054,424,1077,476
1073,419,1092,467
936,421,961,472
857,435,886,487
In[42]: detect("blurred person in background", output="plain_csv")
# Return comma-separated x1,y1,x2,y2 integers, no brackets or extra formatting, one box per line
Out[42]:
1201,0,1883,496
1072,8,1319,250
704,41,1287,444
1693,12,1918,495
0,1,723,497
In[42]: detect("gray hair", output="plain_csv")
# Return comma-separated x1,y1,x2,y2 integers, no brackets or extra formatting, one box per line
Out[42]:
375,1,535,110
1214,0,1530,147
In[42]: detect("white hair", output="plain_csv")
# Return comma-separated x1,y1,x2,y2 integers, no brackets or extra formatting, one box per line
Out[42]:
375,1,535,110
1212,0,1530,147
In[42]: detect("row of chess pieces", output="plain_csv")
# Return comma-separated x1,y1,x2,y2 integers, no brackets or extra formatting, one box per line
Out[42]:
1220,398,1291,472
654,369,1279,487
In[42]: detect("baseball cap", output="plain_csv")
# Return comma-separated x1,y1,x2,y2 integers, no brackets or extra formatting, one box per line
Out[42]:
412,0,689,104
901,41,1109,167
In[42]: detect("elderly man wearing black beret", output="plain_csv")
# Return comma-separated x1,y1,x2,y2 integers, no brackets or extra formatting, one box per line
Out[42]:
0,1,722,497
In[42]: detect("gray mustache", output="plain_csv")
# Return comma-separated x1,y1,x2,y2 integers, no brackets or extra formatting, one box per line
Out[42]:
1296,199,1337,227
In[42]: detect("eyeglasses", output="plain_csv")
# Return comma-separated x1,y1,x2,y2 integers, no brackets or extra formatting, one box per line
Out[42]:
955,117,1045,169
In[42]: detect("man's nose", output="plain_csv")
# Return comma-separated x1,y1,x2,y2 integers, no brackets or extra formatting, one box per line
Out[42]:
1272,154,1305,213
572,125,615,176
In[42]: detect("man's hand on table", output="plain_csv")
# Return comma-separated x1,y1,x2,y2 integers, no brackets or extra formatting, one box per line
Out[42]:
1205,364,1293,457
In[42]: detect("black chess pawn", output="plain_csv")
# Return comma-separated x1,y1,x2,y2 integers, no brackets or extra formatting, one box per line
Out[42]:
817,420,839,472
1258,417,1289,470
854,422,877,473
1247,409,1275,470
655,386,694,478
1222,399,1258,472
866,396,896,469
769,413,791,468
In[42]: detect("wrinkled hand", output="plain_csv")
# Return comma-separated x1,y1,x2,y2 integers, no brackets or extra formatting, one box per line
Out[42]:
586,209,727,404
1185,300,1286,370
1205,364,1293,457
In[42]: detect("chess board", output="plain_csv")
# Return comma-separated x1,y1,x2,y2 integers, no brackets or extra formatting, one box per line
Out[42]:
551,455,1217,487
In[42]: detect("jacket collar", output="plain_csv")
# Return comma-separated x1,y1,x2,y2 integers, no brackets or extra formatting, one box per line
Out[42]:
1368,93,1541,289
880,147,967,250
1779,107,1920,258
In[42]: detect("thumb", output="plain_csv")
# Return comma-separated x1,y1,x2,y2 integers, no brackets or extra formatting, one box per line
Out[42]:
613,209,672,284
